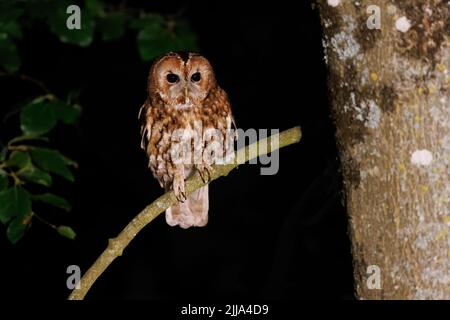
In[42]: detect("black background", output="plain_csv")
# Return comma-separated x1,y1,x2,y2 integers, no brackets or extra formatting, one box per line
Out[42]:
0,0,354,300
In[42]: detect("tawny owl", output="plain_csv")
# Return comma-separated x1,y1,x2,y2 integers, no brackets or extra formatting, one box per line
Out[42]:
139,52,236,229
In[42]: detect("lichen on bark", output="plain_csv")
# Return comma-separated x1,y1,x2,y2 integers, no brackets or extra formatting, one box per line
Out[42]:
316,0,449,299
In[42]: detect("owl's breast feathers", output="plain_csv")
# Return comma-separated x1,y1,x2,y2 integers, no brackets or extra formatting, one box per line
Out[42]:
139,86,235,188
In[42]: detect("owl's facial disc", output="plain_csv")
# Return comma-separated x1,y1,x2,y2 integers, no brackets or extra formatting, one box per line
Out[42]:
149,53,216,109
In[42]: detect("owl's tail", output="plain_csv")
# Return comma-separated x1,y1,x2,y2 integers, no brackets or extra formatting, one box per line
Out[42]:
165,185,209,228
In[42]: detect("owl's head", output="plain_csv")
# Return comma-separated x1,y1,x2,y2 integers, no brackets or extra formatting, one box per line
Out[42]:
147,52,217,109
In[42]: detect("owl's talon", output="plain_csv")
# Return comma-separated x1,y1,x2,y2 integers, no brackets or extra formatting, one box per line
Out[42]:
199,170,207,184
204,167,211,182
174,190,186,203
175,187,185,202
201,167,211,183
172,177,187,203
197,165,212,184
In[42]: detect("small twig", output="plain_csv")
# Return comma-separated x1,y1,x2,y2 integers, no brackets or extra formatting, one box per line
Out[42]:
68,126,302,300
0,72,50,94
33,212,57,229
8,136,49,146
9,171,22,185
7,145,32,151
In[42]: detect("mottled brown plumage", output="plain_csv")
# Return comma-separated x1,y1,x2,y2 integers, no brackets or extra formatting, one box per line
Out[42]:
139,52,235,228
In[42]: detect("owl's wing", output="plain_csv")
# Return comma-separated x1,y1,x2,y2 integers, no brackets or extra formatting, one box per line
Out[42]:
209,87,235,131
227,101,237,133
139,100,170,189
138,100,152,151
213,87,237,163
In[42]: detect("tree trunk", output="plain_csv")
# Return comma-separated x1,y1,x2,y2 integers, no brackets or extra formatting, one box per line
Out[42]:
316,0,449,299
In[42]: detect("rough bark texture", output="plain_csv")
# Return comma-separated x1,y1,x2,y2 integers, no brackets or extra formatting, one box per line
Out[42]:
316,0,449,299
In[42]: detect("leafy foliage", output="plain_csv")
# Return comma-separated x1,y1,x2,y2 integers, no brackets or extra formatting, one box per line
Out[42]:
32,193,72,212
0,0,198,71
0,0,198,244
7,214,31,244
30,148,76,182
57,225,77,240
0,186,31,225
0,100,79,243
135,15,197,60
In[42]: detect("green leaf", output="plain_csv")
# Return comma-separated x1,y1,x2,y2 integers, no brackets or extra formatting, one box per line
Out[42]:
5,151,53,186
53,101,81,125
48,1,94,47
85,0,104,16
21,99,81,133
173,20,198,51
30,95,52,104
0,21,22,39
0,33,20,72
61,155,78,168
20,101,57,136
57,225,76,240
17,164,52,187
7,215,30,244
0,2,23,40
0,186,31,224
136,19,198,61
32,193,71,211
30,148,74,182
6,151,31,168
129,14,164,30
0,169,8,191
98,13,126,41
137,26,175,61
7,135,49,146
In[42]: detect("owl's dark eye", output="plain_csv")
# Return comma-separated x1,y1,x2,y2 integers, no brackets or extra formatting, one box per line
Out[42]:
166,73,179,83
191,72,201,82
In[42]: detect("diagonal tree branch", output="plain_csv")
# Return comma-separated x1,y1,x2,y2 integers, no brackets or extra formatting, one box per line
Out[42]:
68,126,302,300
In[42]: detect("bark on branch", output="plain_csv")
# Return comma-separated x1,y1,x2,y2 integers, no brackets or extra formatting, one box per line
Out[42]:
68,126,302,300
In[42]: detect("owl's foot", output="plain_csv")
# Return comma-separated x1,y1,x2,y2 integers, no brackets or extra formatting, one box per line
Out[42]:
176,191,187,203
173,178,187,203
197,164,212,184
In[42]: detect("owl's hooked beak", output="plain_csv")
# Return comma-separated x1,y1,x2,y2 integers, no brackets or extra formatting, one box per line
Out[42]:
184,86,188,98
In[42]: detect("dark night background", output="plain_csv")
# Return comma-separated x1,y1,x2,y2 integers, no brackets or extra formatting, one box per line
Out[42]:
0,0,354,299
